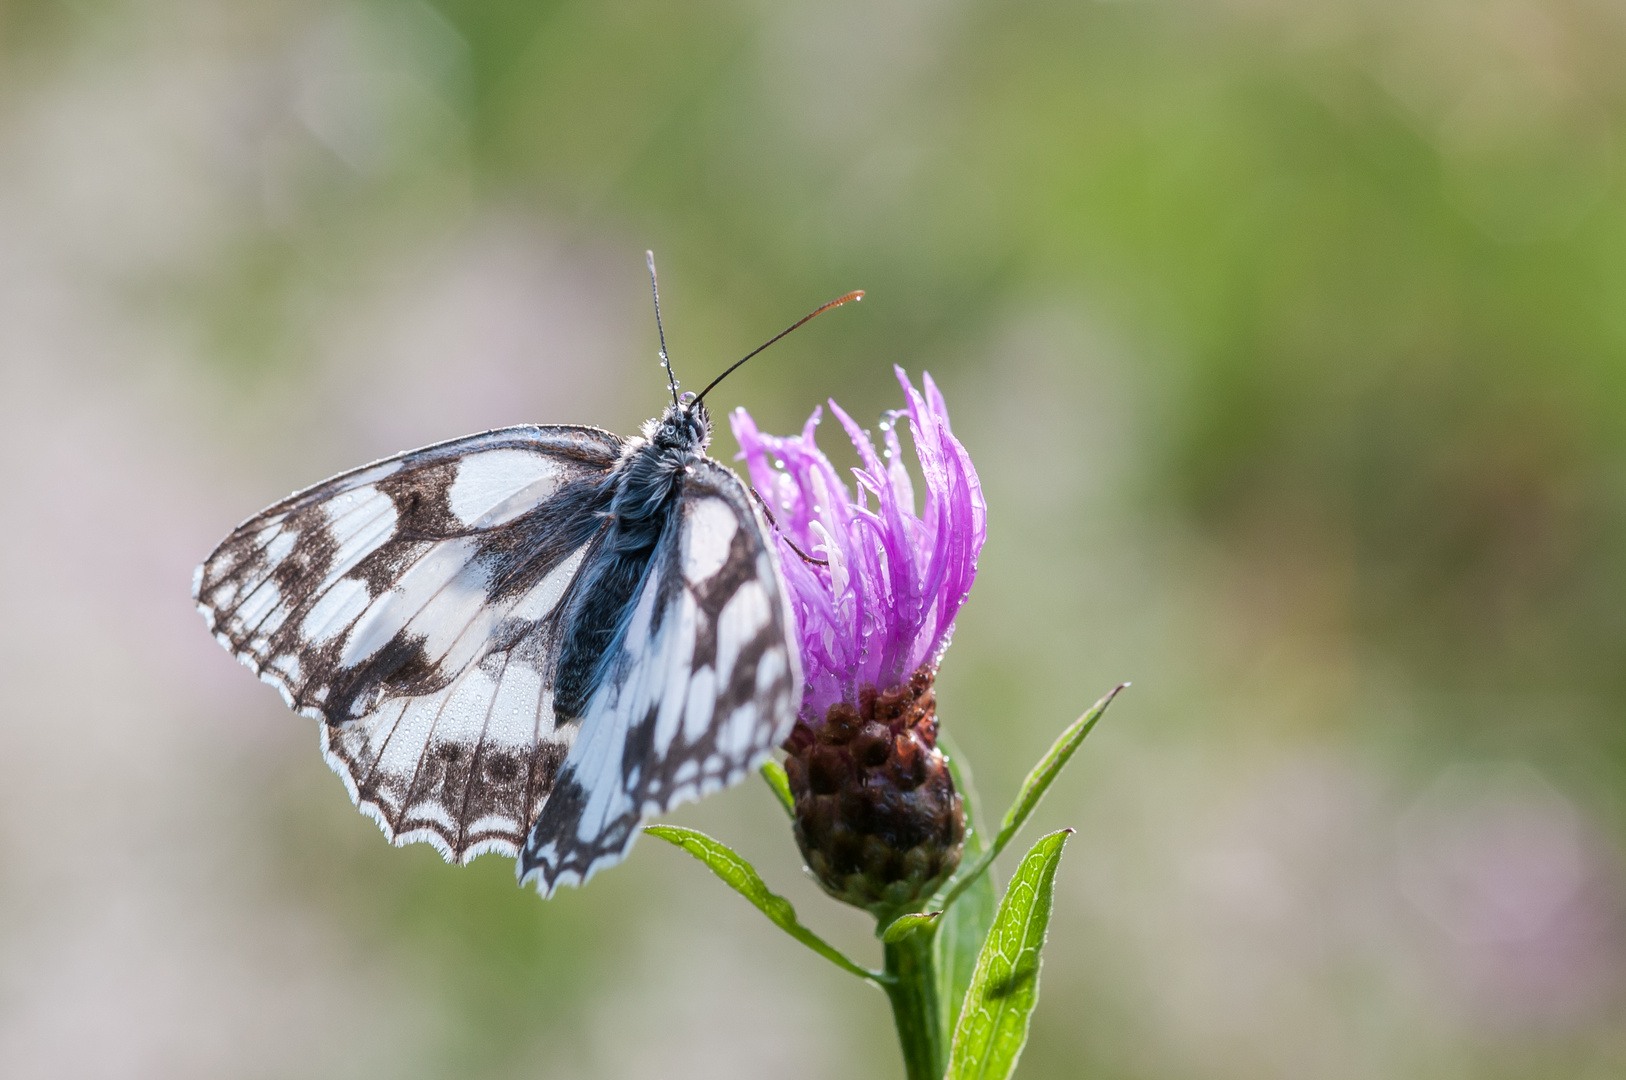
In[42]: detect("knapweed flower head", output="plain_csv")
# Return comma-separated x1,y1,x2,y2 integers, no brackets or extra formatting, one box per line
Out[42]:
731,367,984,916
731,366,986,718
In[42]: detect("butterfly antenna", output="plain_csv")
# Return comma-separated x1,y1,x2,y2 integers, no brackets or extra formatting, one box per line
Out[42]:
693,289,864,407
647,250,680,407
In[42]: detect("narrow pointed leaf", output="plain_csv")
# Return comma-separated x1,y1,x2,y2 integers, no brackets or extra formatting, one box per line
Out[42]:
935,733,998,1039
998,684,1126,839
645,824,880,983
945,829,1073,1080
880,911,941,943
936,684,1123,912
760,759,795,818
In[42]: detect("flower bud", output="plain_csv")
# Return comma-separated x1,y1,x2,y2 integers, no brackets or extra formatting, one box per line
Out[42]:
782,668,965,917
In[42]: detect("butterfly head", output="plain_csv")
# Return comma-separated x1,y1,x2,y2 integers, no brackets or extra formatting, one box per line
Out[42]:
647,394,711,453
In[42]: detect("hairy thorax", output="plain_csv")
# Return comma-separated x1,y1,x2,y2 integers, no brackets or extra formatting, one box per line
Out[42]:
608,403,712,553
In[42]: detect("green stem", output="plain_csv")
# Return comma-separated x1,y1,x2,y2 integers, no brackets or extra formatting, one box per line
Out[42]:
883,928,944,1080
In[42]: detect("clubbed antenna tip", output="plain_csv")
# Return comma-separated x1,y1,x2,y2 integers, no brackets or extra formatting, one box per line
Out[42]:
694,289,865,407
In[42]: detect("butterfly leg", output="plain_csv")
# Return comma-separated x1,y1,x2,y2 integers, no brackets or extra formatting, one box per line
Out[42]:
749,487,829,567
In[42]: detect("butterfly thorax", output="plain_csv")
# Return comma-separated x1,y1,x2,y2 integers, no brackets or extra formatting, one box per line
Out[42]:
605,402,711,554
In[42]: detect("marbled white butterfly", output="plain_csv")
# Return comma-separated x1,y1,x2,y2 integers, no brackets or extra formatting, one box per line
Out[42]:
194,255,860,894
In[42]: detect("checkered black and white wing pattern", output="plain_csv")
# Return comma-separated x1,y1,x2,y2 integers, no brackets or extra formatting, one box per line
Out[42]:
520,459,801,894
193,425,622,863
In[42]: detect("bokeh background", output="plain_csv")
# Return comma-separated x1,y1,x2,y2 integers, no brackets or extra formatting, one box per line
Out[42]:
3,0,1625,1077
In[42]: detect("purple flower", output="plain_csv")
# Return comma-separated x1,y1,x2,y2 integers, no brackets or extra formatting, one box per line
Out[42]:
731,366,986,720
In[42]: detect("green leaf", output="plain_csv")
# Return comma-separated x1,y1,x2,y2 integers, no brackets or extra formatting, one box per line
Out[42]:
644,824,881,983
936,684,1123,913
998,684,1126,841
945,829,1073,1080
880,911,941,943
936,868,997,1044
760,759,795,818
935,733,998,1039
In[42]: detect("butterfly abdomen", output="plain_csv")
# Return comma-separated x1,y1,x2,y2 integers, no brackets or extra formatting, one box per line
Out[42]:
552,539,658,722
553,416,704,722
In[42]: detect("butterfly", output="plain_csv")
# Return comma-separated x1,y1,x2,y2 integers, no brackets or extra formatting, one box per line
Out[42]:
194,254,861,894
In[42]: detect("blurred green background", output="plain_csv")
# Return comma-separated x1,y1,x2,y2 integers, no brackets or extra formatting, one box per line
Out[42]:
2,0,1624,1077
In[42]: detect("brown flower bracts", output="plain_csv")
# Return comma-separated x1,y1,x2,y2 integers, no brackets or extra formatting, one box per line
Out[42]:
783,668,964,918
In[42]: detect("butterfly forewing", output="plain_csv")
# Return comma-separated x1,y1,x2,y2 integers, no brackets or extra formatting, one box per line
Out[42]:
194,425,623,862
520,459,800,893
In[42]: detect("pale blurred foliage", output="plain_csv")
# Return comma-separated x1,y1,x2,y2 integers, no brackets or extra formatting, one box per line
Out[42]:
1,1,1624,1078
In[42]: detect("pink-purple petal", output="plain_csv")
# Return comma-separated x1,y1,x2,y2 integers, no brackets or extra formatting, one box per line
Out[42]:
729,369,985,721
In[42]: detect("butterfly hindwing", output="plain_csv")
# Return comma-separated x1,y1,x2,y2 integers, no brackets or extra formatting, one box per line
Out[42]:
520,458,801,893
194,425,623,861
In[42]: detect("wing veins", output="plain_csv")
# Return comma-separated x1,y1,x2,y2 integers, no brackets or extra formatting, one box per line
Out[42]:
354,697,411,797
348,540,592,843
221,566,292,641
210,521,289,622
455,647,512,853
524,617,551,826
398,654,464,836
216,494,391,627
331,504,599,695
